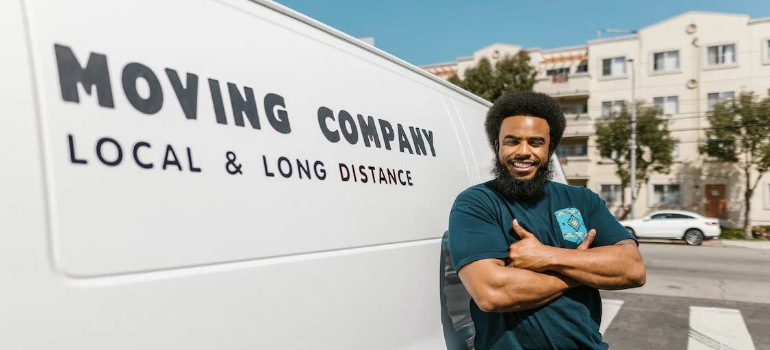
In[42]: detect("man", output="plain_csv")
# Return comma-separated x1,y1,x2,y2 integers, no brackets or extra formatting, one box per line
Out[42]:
447,91,646,350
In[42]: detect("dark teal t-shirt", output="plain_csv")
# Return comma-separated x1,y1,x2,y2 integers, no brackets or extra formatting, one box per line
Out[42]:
447,180,636,350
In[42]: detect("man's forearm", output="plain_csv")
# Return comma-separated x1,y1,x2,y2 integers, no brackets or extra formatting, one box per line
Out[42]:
546,242,646,290
484,268,580,312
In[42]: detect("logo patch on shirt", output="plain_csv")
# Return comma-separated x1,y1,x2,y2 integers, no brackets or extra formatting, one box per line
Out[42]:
555,208,588,244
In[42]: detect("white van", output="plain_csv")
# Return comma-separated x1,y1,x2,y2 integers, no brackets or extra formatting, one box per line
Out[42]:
0,0,567,349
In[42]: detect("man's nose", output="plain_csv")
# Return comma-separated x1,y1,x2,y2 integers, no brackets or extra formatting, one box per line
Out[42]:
514,142,533,157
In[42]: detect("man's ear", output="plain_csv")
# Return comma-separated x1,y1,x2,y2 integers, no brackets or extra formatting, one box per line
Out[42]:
494,141,499,152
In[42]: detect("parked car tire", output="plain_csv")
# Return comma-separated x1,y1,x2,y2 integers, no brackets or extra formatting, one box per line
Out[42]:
684,229,704,246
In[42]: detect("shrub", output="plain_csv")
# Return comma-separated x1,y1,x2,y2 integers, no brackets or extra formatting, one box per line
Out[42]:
720,229,745,240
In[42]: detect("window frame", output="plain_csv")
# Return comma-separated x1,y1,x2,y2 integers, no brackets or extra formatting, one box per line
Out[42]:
703,42,738,70
649,183,682,207
650,49,681,75
599,56,627,80
653,95,679,115
599,184,623,205
601,100,624,118
707,91,735,111
763,38,770,65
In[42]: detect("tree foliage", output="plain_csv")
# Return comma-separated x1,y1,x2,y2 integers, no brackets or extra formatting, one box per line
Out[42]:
699,91,770,237
447,51,537,101
595,102,677,219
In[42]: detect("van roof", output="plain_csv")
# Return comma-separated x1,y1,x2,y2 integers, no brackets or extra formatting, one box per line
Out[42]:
251,0,492,108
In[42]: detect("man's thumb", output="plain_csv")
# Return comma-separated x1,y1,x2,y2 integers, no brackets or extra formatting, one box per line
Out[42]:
577,229,596,250
513,219,533,239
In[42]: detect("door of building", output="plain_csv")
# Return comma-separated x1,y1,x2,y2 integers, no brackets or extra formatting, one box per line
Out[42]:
705,184,728,218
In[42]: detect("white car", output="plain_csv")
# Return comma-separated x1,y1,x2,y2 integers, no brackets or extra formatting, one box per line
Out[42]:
619,210,722,246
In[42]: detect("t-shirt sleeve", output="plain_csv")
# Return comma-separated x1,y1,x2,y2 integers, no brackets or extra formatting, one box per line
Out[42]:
585,188,638,247
447,189,509,272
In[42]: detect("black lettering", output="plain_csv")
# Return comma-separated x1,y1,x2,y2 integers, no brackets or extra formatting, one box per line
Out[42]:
208,79,227,125
278,157,292,178
163,145,182,171
265,93,291,134
409,127,426,156
96,137,122,166
351,163,358,182
263,156,275,177
397,124,413,154
357,115,381,148
398,170,407,185
339,110,358,144
368,166,376,181
378,119,394,150
387,169,397,184
228,83,260,129
314,161,327,180
122,62,163,114
297,159,311,179
165,69,198,120
379,168,387,184
358,165,368,183
406,170,413,186
54,44,114,108
187,147,201,173
318,107,340,142
133,141,153,169
68,134,87,165
422,129,436,157
339,163,350,181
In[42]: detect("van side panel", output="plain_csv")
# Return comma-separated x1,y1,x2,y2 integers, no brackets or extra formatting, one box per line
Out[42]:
0,0,495,349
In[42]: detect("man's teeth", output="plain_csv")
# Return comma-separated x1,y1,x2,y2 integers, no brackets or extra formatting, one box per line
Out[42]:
513,162,533,168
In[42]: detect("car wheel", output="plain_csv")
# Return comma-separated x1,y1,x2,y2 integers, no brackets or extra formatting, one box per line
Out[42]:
684,229,704,246
624,227,637,239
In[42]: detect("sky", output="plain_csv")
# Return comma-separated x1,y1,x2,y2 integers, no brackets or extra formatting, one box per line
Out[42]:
272,0,770,67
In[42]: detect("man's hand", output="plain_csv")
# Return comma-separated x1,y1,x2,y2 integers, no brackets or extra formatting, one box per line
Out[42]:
507,219,596,272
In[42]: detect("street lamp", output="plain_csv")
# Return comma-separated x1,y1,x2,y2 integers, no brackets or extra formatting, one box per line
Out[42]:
628,58,637,219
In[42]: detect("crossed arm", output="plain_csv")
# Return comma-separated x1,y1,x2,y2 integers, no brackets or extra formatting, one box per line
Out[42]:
457,220,646,313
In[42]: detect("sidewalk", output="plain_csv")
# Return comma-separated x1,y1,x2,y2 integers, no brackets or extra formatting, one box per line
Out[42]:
720,240,770,250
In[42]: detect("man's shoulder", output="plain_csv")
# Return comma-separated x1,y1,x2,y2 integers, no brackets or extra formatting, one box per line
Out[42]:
547,181,598,199
453,180,504,207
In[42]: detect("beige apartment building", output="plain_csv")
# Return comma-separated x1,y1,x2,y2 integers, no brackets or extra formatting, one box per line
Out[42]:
421,12,770,226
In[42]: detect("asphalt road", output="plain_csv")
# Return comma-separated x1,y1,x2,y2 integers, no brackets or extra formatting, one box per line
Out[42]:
600,242,770,350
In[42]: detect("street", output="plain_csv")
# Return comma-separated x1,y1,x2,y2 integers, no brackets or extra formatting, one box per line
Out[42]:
600,242,770,350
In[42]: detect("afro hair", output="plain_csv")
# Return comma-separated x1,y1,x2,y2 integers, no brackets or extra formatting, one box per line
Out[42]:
484,91,567,156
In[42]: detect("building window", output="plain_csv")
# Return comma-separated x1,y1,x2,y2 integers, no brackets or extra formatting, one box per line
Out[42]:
653,96,679,115
653,50,680,72
601,100,624,117
557,144,588,158
576,60,588,73
707,44,736,66
602,57,626,77
766,40,770,61
652,184,681,205
600,184,623,205
707,91,735,111
546,67,570,76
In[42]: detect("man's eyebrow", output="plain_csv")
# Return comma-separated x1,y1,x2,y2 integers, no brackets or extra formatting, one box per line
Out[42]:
503,135,546,142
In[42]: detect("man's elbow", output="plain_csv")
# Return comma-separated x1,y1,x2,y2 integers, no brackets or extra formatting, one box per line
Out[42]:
626,257,646,288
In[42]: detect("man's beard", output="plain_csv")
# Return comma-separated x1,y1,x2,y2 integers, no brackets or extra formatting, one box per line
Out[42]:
492,157,552,202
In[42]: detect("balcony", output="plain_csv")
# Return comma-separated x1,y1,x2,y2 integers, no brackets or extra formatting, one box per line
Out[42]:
558,156,590,179
563,113,593,137
535,73,590,97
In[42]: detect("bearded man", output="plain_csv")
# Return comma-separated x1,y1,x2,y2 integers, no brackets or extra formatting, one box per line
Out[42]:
447,91,646,350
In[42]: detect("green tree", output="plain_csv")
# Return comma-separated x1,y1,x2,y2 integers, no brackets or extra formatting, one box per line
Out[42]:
447,51,537,102
595,102,677,220
699,91,770,238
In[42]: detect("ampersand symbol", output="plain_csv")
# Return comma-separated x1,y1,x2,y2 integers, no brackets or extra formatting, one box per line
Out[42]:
225,151,243,175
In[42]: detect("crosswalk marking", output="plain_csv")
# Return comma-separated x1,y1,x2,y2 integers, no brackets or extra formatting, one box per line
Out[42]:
687,306,755,350
599,299,624,335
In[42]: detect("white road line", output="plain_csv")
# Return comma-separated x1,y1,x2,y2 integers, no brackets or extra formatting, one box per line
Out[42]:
688,306,755,350
600,299,624,335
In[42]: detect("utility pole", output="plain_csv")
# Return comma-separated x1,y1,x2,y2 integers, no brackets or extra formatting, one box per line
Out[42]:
628,58,637,219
